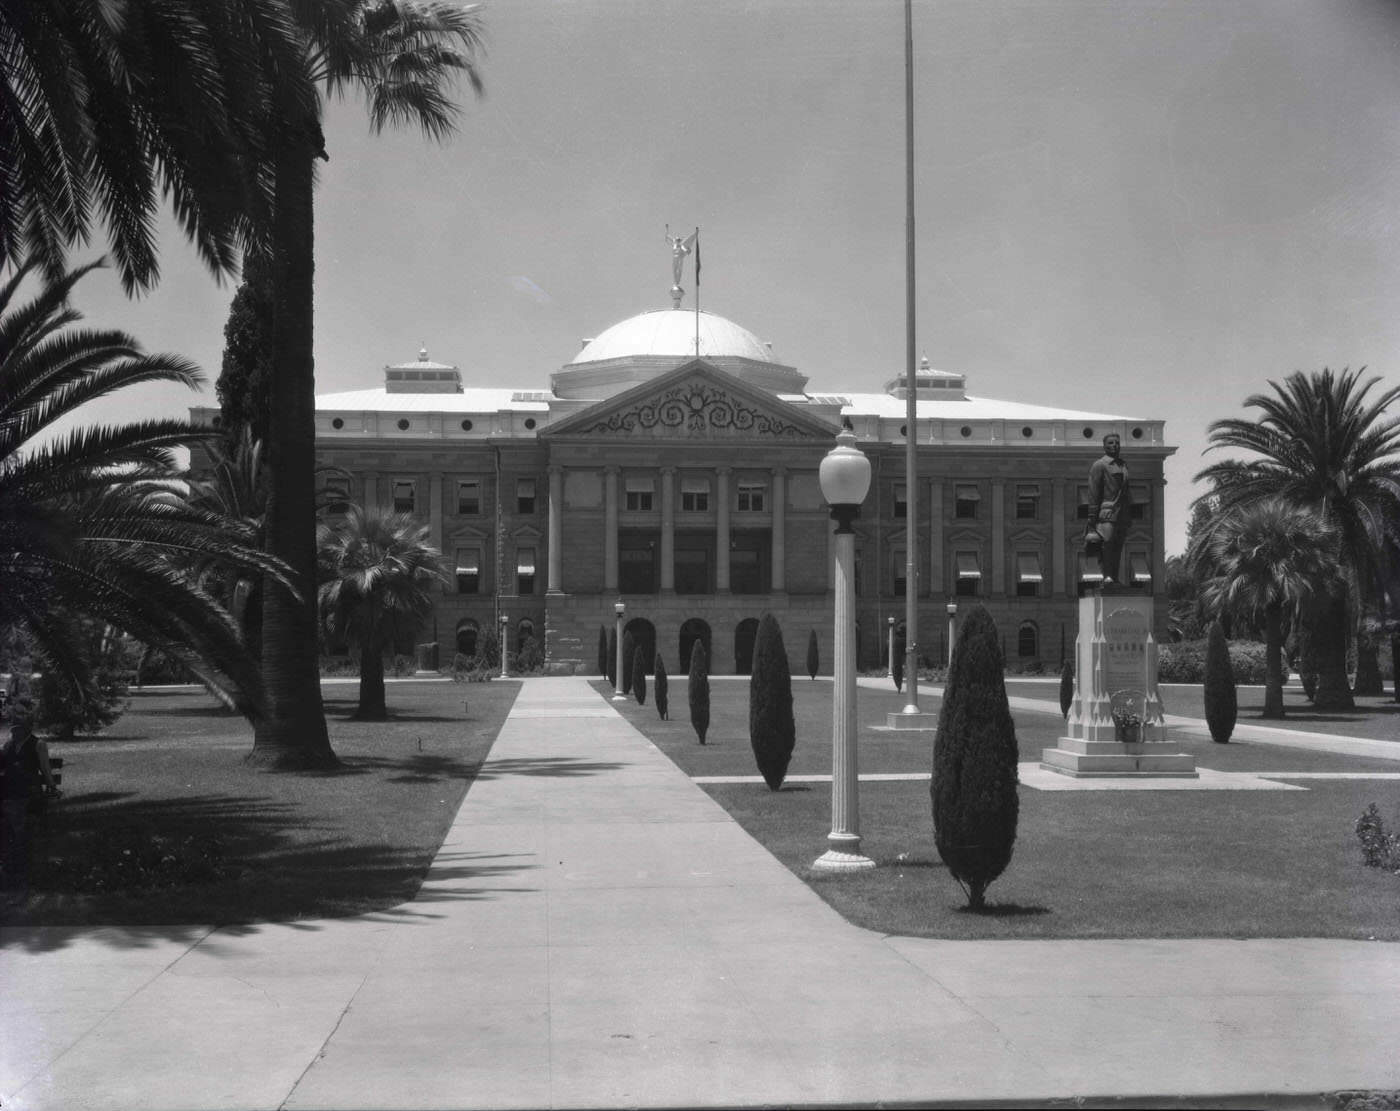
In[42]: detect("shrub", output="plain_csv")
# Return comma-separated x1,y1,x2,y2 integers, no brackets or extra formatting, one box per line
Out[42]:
621,631,635,695
597,626,608,677
1204,620,1237,744
474,630,501,670
1355,804,1400,872
931,604,1019,910
654,654,669,720
1158,639,1273,684
36,657,128,738
606,626,616,688
632,646,647,706
749,613,795,791
1059,659,1074,718
688,640,710,744
806,628,819,680
516,636,544,674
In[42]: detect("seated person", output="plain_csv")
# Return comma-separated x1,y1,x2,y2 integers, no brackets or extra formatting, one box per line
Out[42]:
2,697,60,798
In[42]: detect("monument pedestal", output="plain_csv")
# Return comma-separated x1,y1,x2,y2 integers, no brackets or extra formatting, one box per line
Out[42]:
1041,589,1197,779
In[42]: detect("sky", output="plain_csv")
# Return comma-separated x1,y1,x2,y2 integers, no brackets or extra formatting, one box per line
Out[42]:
52,0,1400,555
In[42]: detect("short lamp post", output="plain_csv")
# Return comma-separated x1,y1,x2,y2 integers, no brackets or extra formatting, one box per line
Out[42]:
945,601,957,668
813,429,875,872
612,600,627,701
500,613,509,679
887,616,896,681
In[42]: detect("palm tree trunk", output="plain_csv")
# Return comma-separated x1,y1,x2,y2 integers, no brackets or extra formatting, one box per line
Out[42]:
248,125,335,768
1311,582,1355,711
1353,630,1383,696
1262,603,1285,719
356,641,387,720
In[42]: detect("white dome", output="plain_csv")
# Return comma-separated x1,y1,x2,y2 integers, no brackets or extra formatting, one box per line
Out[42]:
571,309,775,365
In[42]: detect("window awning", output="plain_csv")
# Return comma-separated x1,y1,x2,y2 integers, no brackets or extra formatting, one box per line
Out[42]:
625,478,654,492
738,481,767,491
955,485,981,500
1130,553,1152,584
516,550,536,575
1077,553,1104,582
681,477,709,493
455,553,479,576
1017,553,1043,582
1016,484,1039,498
956,552,981,579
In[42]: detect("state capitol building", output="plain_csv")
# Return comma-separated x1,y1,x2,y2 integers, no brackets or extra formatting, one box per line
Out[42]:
196,284,1174,676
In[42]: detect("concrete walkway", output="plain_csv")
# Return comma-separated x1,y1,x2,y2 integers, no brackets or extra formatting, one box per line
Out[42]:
3,676,1399,1109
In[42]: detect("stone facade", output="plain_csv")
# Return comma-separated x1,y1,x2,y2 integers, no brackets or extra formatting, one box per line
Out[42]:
192,309,1175,675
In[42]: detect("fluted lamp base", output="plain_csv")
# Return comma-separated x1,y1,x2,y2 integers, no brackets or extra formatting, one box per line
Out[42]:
812,834,875,873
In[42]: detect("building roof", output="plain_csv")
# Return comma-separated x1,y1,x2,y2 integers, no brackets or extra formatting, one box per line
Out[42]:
314,388,548,413
840,392,1137,422
570,308,775,365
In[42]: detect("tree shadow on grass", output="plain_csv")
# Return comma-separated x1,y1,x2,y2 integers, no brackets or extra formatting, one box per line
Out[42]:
954,902,1051,917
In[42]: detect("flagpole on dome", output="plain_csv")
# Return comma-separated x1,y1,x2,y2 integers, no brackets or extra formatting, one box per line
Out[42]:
693,227,701,356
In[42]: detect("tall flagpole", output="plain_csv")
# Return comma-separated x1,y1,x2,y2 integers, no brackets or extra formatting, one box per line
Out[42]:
902,0,921,715
694,227,700,356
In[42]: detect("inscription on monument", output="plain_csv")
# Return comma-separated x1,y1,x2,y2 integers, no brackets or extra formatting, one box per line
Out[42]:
1103,608,1147,692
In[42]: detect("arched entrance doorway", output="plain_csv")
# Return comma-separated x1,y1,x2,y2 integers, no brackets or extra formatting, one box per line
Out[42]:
734,617,759,675
679,618,711,673
455,619,479,658
624,617,656,676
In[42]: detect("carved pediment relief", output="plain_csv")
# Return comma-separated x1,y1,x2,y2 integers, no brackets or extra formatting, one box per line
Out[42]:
543,361,835,442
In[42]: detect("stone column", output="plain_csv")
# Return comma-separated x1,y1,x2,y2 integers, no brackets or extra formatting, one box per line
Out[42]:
770,467,786,592
547,465,564,594
659,466,676,592
1052,480,1067,597
363,471,379,513
928,479,944,598
428,473,444,553
991,481,1006,595
604,466,619,593
1151,475,1167,591
715,466,731,593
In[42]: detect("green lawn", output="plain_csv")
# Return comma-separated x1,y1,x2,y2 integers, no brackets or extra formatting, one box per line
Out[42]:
602,676,1400,940
1,679,518,926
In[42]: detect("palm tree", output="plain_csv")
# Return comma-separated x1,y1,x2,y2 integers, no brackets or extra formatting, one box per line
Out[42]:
1196,368,1400,710
252,1,484,768
1193,500,1336,718
1,0,313,291
317,505,446,720
0,258,292,715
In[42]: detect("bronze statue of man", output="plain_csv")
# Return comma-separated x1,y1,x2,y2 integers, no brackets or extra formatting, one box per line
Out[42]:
1085,432,1132,585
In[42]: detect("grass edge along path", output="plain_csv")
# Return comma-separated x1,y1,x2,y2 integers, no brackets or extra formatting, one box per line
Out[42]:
596,677,1400,941
2,679,520,926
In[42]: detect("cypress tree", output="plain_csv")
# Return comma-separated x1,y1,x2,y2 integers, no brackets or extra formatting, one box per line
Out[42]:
749,613,795,790
215,250,274,452
1204,619,1237,744
606,626,616,687
931,604,1019,910
597,626,608,677
632,646,647,706
893,649,905,693
1059,659,1074,718
806,628,819,680
688,640,710,744
654,653,669,720
621,630,635,695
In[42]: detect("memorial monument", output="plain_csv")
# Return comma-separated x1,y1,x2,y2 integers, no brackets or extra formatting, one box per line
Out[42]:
1041,437,1197,777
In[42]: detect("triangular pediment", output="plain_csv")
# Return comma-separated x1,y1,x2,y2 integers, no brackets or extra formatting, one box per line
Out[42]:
541,360,839,442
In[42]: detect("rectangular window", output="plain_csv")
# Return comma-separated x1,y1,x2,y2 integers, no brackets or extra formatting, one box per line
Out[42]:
625,477,654,512
1015,484,1040,520
516,547,536,595
737,481,767,512
674,548,708,594
620,546,656,594
456,479,480,516
455,548,480,595
1016,552,1043,598
1129,552,1152,588
893,483,907,520
1130,482,1149,521
681,477,710,512
516,478,536,514
955,550,981,597
892,546,907,596
954,484,980,519
393,480,416,513
1077,552,1104,597
1076,485,1090,520
730,548,762,594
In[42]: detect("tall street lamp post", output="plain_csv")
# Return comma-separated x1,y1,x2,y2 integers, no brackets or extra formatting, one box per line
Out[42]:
946,601,957,668
613,601,627,701
500,613,509,679
887,616,896,682
813,429,875,873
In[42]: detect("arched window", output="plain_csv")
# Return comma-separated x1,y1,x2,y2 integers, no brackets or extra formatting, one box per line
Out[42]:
455,619,479,658
1017,622,1039,659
